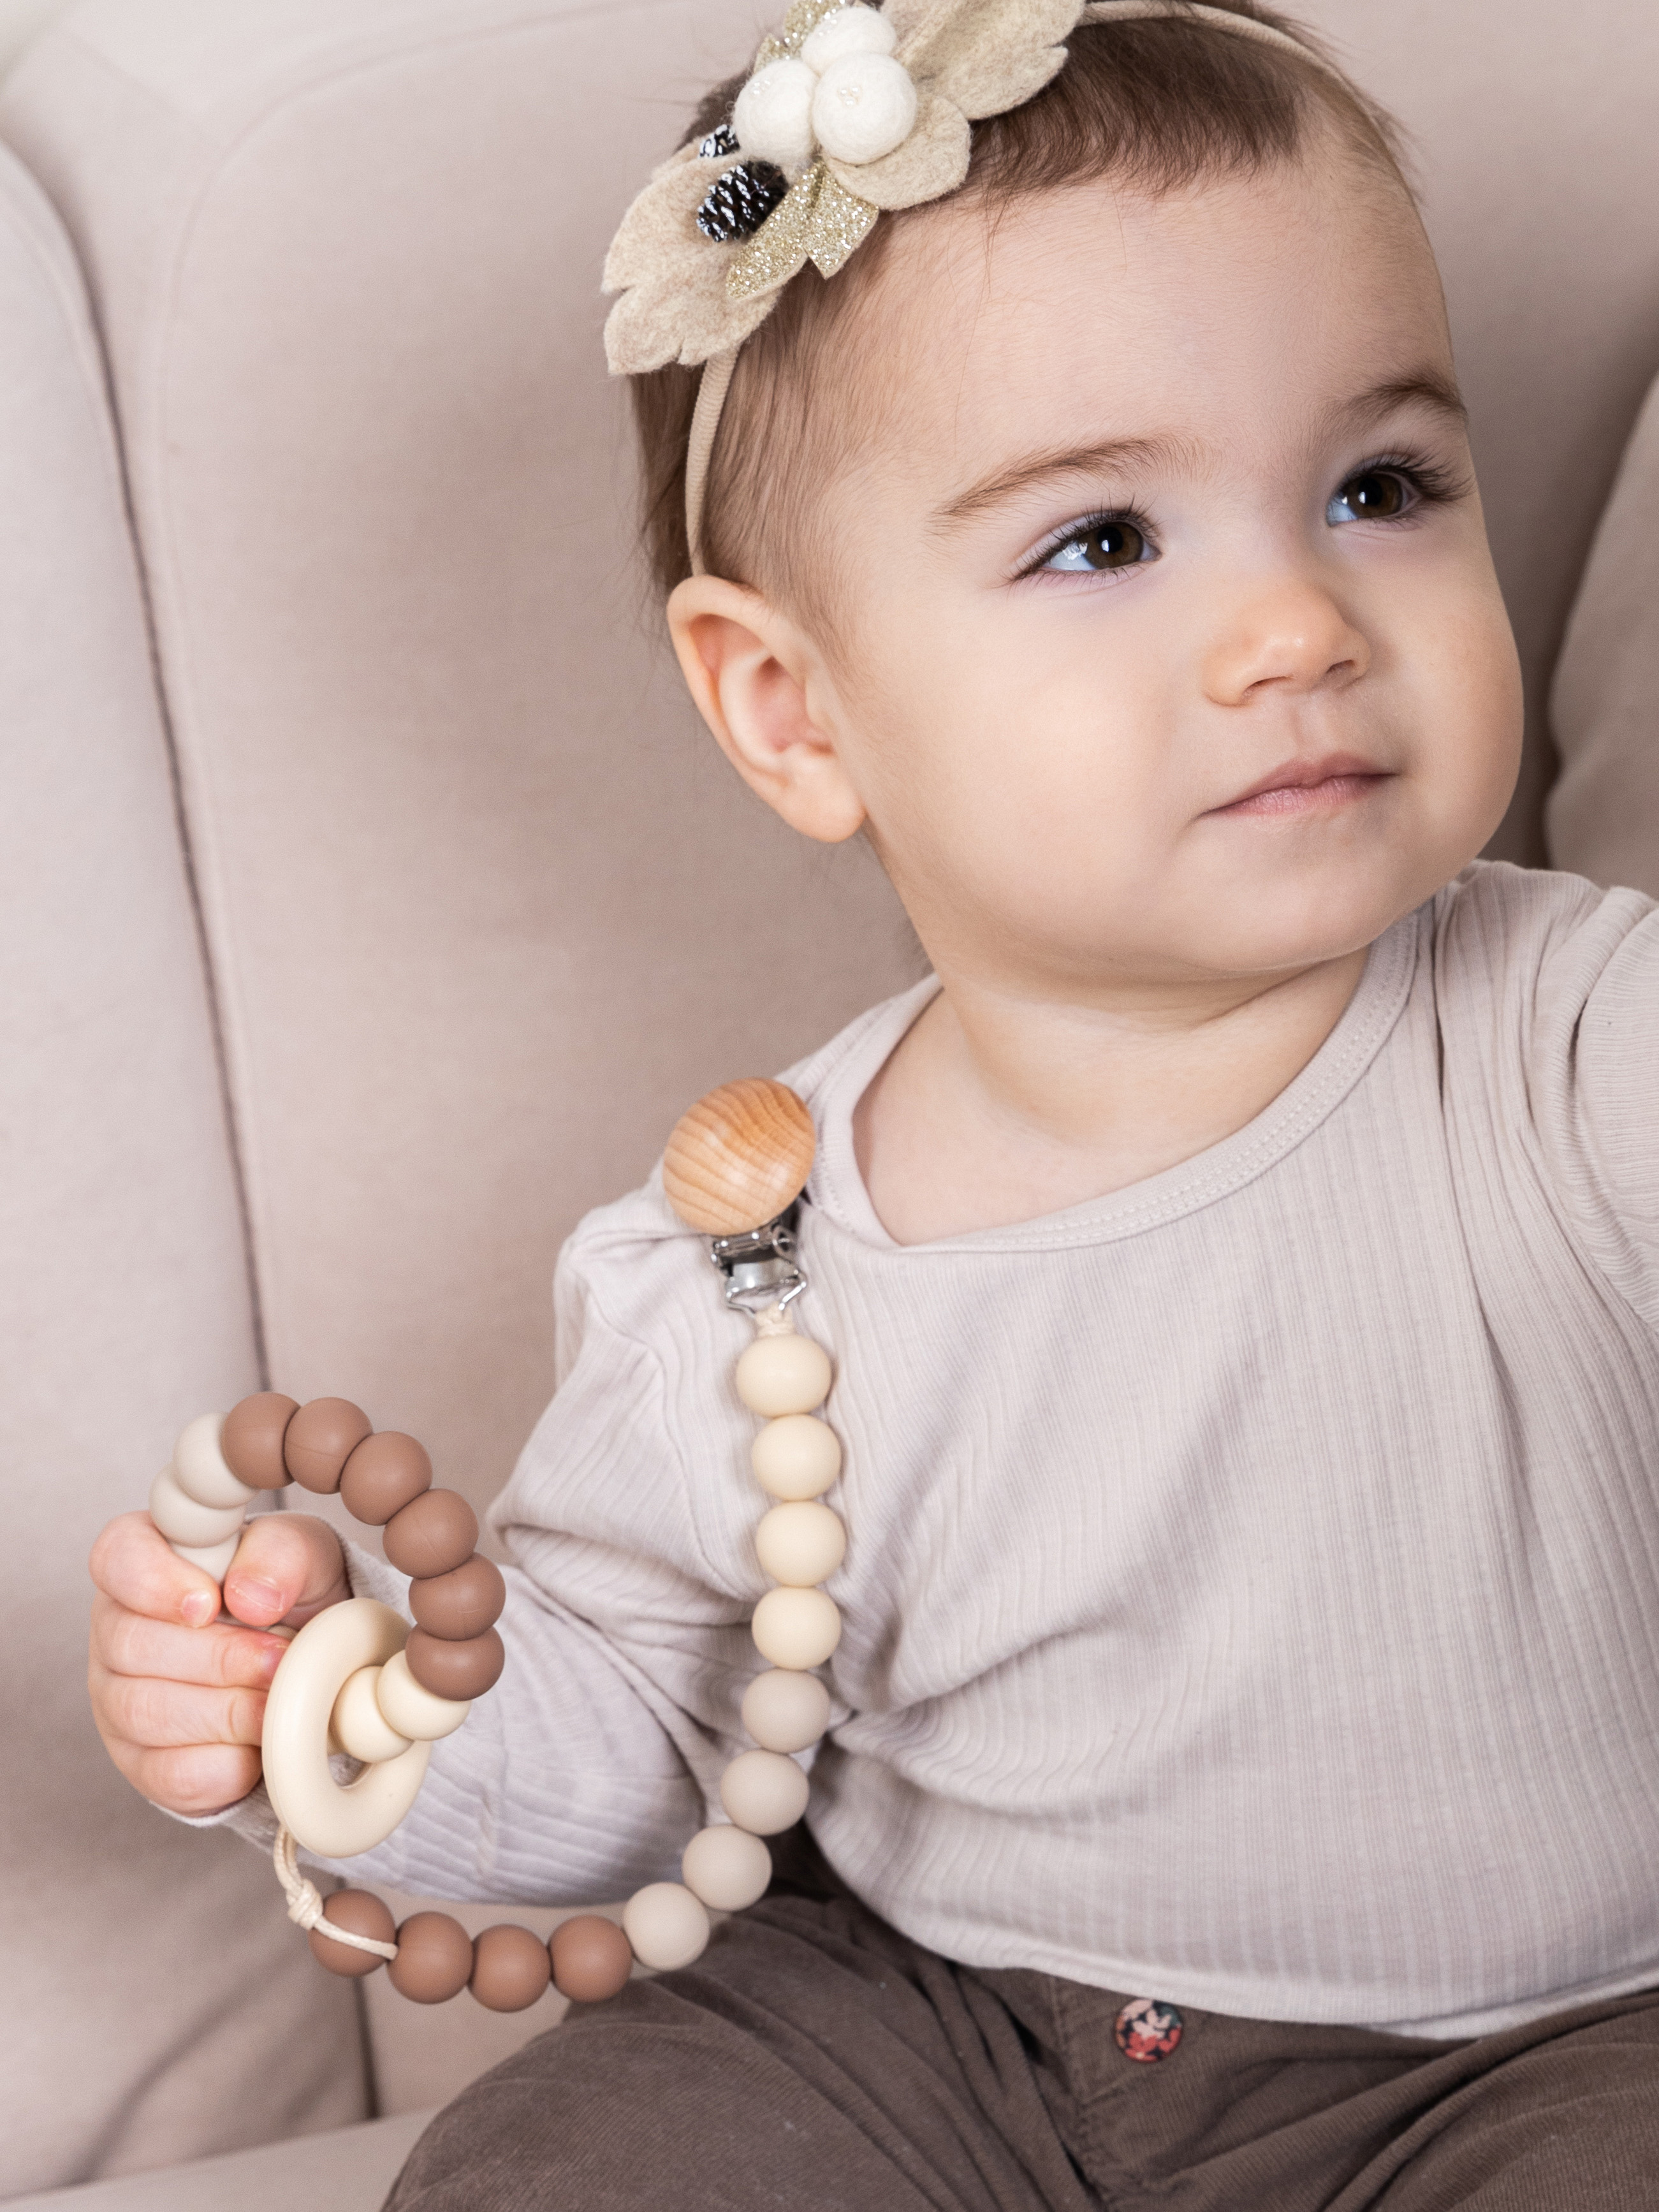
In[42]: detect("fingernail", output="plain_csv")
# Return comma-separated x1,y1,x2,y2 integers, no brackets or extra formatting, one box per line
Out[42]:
226,1575,284,1618
182,1590,217,1627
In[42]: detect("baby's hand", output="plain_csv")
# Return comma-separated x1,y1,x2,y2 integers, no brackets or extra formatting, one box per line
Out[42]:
89,1509,349,1817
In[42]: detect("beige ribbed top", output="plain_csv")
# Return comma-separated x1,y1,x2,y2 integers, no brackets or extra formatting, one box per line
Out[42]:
306,862,1659,2037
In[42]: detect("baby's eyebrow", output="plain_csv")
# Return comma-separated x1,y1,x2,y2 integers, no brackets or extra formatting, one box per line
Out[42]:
932,434,1195,532
1328,370,1468,440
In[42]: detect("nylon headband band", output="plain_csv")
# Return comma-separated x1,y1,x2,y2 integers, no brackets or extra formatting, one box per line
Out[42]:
684,1,1354,576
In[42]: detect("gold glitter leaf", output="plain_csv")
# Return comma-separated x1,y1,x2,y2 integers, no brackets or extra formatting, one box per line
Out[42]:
805,168,879,275
727,163,825,302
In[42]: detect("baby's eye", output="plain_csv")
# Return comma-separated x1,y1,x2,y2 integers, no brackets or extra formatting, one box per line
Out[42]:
1327,469,1414,525
1037,515,1153,575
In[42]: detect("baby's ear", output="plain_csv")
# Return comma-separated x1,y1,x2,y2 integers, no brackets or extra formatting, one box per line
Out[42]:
666,576,866,846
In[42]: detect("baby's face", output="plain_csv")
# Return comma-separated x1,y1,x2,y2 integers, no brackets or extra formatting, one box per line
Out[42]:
796,142,1523,990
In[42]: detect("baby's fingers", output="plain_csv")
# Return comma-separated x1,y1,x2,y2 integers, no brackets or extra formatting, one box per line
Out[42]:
91,1592,286,1692
91,1662,268,1754
90,1510,224,1628
116,1741,265,1819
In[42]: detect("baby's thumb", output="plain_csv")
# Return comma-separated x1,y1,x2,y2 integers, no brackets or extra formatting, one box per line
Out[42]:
222,1511,348,1630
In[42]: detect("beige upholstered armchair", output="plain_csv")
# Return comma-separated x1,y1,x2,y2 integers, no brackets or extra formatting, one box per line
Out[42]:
0,1,1654,2204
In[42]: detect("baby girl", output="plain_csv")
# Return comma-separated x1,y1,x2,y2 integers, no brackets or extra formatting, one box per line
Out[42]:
89,2,1659,2204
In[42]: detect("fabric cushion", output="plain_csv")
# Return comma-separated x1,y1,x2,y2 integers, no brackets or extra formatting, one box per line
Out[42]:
1548,371,1659,897
0,140,367,2195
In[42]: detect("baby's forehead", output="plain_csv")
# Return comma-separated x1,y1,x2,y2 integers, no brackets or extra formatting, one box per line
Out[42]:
826,157,1447,487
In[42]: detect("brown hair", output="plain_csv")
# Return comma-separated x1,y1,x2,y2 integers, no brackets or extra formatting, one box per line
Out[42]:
630,2,1410,604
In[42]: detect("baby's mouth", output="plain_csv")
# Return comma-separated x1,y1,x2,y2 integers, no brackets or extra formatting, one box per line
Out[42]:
1209,752,1392,819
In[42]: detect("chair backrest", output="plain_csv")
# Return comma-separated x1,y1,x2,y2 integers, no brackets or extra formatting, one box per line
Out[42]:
0,138,367,2195
1,0,921,1534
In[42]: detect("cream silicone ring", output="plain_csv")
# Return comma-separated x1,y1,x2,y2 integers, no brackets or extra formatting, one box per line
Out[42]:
262,1598,432,1856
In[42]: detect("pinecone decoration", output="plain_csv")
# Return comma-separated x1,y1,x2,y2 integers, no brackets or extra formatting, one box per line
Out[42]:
698,124,740,160
697,159,789,244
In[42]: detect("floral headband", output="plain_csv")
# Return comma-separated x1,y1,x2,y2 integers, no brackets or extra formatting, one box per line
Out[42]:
603,0,1346,574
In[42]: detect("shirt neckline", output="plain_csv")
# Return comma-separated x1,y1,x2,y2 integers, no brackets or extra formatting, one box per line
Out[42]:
803,907,1424,1255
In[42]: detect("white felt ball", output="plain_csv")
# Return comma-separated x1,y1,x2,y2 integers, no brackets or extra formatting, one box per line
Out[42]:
374,1647,471,1742
736,1334,831,1417
811,52,917,166
682,1824,773,1911
623,1882,712,1972
752,1585,842,1670
720,1748,810,1835
742,1667,831,1754
149,1462,245,1548
800,4,898,71
733,57,819,173
330,1664,413,1764
172,1413,255,1510
751,1414,841,1500
756,1501,846,1586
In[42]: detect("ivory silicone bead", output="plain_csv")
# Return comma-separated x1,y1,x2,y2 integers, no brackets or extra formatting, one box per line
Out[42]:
309,1889,395,1977
383,1489,478,1578
409,1555,506,1641
172,1414,255,1511
388,1911,474,2003
742,1667,831,1754
751,1414,841,1501
756,1501,845,1586
622,1882,712,1972
149,1463,245,1548
719,1747,810,1836
171,1532,242,1581
662,1079,815,1237
331,1664,412,1764
750,1585,842,1670
682,1824,773,1912
734,1334,832,1417
374,1648,471,1741
470,1924,552,2012
284,1398,373,1493
550,1915,633,2003
339,1432,432,1525
221,1392,300,1489
406,1625,504,1701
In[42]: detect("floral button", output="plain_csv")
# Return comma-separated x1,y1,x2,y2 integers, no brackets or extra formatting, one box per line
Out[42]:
1114,1998,1184,2063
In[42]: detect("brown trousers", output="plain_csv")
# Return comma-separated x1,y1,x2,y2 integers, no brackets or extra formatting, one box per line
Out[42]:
384,1842,1659,2211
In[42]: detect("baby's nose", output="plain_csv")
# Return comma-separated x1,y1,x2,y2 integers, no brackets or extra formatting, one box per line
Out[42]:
1202,581,1370,706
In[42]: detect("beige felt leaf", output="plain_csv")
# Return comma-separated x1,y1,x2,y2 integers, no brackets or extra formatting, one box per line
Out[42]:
605,246,773,373
902,0,1082,119
823,88,970,210
603,145,727,294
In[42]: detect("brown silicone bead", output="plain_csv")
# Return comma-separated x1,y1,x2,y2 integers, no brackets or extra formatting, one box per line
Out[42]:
661,1079,815,1236
222,1393,300,1490
406,1625,504,1700
284,1397,373,1494
469,1923,552,2013
409,1555,506,1641
388,1911,474,2003
383,1488,478,1578
550,1915,634,2003
340,1431,433,1525
309,1889,395,1977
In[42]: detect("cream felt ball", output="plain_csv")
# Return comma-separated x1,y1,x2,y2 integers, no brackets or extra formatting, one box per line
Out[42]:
811,52,917,166
800,4,898,71
734,57,818,173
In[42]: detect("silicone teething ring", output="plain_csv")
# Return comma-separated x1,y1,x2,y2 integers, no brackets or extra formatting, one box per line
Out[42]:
262,1599,432,1856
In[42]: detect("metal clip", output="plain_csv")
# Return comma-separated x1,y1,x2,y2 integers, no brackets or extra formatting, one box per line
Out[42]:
708,1208,807,1315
